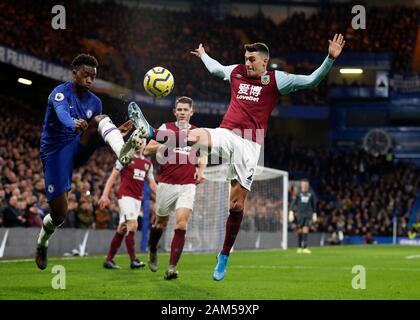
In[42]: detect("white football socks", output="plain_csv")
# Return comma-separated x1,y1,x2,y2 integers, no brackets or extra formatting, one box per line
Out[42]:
98,117,124,158
37,214,57,247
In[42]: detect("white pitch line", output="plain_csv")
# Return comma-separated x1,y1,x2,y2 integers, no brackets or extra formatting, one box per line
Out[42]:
405,254,420,259
0,255,108,264
232,265,420,272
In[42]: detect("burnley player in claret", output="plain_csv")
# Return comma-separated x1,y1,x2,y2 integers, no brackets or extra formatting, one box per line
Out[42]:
128,34,345,281
133,97,207,280
99,142,157,270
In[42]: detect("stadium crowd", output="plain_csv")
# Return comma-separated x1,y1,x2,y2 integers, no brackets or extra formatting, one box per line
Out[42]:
265,134,414,237
0,0,418,104
0,94,415,238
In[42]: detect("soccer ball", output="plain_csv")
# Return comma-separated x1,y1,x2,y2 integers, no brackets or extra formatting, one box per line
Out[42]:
143,67,174,98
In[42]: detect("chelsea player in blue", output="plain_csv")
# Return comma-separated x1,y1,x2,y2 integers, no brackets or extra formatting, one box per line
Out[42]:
35,54,143,270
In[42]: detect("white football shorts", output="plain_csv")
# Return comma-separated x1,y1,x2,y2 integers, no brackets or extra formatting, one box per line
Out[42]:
156,183,196,217
206,127,261,191
117,196,142,224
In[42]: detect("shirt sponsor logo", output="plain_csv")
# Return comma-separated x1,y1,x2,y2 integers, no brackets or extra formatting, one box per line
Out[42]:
300,194,311,203
133,169,146,181
236,84,262,102
173,146,191,155
86,109,93,118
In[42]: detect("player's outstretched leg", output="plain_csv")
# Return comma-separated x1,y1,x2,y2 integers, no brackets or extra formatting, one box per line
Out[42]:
35,194,66,270
118,130,144,166
213,181,247,281
96,114,143,166
129,101,191,148
128,102,155,138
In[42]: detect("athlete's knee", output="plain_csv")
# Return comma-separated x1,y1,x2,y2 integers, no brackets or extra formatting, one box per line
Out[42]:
92,114,107,127
229,200,244,213
187,129,211,148
175,220,188,230
117,223,127,234
127,220,138,232
50,214,65,227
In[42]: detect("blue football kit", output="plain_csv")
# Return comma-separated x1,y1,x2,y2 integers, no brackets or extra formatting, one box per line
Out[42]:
40,81,102,201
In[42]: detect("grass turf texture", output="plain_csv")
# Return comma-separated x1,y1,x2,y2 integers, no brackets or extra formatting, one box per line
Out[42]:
1,245,420,300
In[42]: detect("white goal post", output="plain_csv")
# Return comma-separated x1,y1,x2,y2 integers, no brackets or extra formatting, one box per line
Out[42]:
163,164,289,252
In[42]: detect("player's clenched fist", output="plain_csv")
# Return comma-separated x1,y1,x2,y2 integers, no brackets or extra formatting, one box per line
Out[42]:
74,119,88,133
190,43,206,58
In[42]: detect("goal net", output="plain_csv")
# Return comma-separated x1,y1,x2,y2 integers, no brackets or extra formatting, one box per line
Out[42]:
163,164,289,252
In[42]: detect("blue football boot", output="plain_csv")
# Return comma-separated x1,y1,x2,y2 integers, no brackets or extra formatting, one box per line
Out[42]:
213,253,229,281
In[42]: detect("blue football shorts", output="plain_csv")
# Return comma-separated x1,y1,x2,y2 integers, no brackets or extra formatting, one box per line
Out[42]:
41,135,96,202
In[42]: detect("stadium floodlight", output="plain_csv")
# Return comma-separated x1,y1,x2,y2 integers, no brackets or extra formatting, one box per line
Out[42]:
164,164,289,252
339,68,363,74
17,77,32,85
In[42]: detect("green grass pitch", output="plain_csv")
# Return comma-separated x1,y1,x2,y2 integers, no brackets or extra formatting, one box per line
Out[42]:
1,245,420,300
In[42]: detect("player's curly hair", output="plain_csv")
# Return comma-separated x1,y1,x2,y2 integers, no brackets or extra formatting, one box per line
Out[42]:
71,54,98,69
244,42,270,57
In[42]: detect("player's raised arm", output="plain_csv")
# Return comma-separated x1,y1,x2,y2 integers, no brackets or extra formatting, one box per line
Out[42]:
190,43,237,81
276,33,346,95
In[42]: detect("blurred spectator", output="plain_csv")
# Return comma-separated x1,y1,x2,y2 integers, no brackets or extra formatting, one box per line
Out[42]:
0,196,26,227
94,207,112,229
76,201,95,229
0,1,417,103
24,205,43,228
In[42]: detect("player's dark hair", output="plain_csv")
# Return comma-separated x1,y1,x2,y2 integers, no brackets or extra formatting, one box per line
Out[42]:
71,54,98,69
244,42,270,57
175,96,193,109
302,178,309,183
